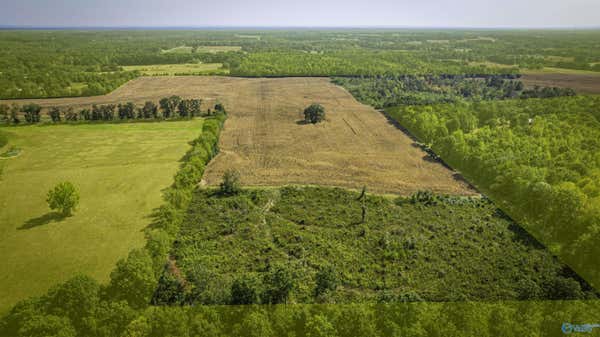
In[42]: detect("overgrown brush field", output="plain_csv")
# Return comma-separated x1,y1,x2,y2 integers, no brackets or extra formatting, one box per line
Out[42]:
156,186,595,305
0,119,202,313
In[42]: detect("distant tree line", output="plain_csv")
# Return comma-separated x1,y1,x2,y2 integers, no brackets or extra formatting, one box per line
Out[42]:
0,97,226,125
333,75,576,109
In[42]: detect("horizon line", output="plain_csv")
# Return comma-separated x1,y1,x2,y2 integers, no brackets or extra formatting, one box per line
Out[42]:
1,24,600,31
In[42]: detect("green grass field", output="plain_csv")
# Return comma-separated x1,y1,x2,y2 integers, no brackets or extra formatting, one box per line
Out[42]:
0,119,203,313
161,45,241,54
123,62,227,75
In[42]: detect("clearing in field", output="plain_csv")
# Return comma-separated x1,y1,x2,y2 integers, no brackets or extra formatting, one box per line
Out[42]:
0,120,203,313
123,63,227,76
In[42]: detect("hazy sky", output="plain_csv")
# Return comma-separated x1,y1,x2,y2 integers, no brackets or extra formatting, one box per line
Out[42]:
1,0,599,28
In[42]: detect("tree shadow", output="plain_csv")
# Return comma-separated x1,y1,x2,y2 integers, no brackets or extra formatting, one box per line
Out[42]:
296,120,310,125
19,212,67,230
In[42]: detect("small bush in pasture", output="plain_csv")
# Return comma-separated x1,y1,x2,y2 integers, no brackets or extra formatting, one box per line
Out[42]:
46,181,80,216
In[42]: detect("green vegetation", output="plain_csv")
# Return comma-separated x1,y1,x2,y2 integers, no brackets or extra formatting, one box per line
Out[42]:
2,30,600,99
303,104,326,124
219,169,242,196
2,96,208,126
0,110,227,336
46,182,80,216
387,95,600,290
0,119,204,313
333,75,574,109
123,63,227,76
155,186,594,305
0,129,8,148
1,98,598,336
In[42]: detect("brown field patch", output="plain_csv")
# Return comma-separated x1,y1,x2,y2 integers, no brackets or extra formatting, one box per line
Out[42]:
2,76,476,195
522,72,600,94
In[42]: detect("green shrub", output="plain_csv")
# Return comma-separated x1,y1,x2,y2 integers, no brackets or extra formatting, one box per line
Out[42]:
230,276,260,305
219,169,242,195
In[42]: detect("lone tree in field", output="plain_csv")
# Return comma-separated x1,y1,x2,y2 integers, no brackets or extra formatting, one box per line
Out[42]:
46,181,80,216
303,103,325,124
219,169,241,195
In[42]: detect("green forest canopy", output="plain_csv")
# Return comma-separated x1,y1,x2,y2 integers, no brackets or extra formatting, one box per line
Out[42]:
2,29,600,98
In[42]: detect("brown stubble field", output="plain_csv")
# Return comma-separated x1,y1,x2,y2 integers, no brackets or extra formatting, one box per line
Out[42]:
2,76,476,195
522,72,600,94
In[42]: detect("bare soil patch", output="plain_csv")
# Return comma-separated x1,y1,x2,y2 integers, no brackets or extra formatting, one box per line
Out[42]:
2,76,476,195
522,73,600,94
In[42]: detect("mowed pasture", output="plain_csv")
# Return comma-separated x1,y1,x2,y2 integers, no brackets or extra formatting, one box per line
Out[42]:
3,76,475,195
0,120,202,313
123,63,227,76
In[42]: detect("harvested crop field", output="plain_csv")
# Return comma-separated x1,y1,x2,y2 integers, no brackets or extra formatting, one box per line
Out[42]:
2,76,475,195
522,72,600,94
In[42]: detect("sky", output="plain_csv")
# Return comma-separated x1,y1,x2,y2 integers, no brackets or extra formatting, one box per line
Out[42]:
1,0,599,28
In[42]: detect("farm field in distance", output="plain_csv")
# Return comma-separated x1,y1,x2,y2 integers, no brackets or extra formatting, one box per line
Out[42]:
0,119,202,313
123,63,227,75
521,71,600,94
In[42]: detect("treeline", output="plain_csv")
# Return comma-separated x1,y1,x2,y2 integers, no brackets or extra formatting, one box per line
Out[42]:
0,97,223,125
2,30,600,99
0,108,227,337
229,51,518,77
387,96,600,290
332,75,575,109
4,297,600,337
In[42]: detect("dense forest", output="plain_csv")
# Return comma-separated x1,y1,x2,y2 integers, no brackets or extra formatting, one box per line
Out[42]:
387,96,600,290
333,75,575,108
1,29,600,98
